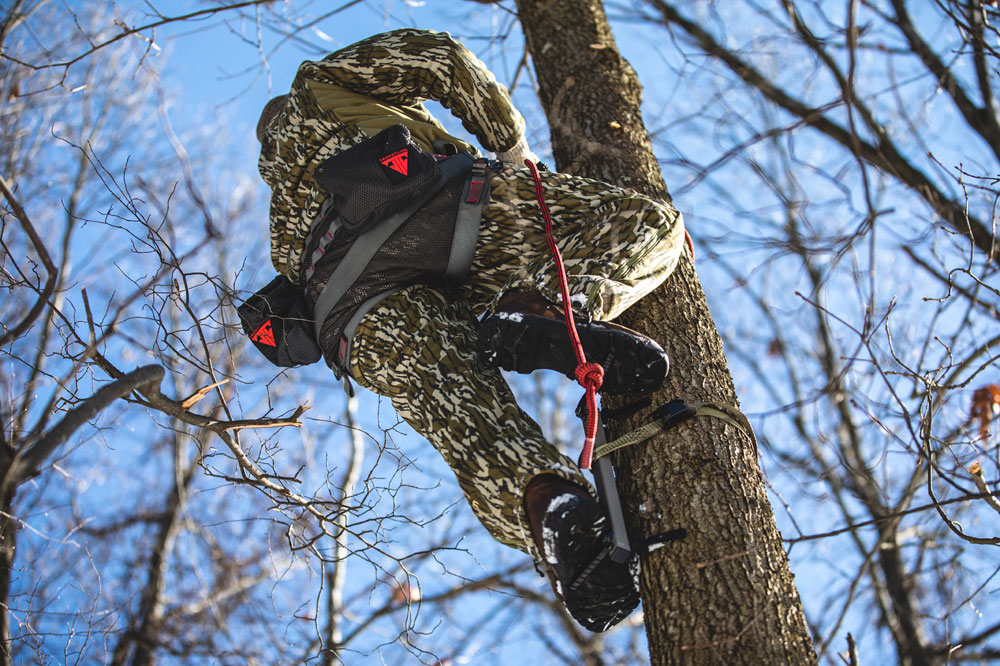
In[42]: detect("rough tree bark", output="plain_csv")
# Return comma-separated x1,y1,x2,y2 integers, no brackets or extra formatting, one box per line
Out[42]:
512,1,818,663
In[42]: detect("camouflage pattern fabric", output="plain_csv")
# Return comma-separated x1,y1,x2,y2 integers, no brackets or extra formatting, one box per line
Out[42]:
349,285,584,555
259,28,524,281
470,163,684,319
350,165,683,556
258,29,685,557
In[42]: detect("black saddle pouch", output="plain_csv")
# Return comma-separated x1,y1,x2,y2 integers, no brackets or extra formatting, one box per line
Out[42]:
237,275,322,367
313,124,441,233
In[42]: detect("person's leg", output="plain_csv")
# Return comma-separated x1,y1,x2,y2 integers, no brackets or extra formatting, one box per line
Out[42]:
467,163,686,321
467,164,685,392
347,283,592,558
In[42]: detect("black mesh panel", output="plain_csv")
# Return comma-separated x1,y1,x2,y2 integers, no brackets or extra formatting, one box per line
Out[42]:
305,172,466,363
314,124,439,232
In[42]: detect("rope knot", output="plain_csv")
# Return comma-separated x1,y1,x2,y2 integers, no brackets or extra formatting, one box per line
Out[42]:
525,158,603,469
576,362,604,392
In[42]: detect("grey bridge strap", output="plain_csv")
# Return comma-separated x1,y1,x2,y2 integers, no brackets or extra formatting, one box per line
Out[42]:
592,401,757,461
311,153,475,341
445,158,492,281
333,286,404,384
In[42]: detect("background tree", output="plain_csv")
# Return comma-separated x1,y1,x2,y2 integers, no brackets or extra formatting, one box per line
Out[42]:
611,1,1000,664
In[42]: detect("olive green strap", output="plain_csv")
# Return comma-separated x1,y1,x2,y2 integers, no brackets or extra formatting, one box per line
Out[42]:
593,400,757,461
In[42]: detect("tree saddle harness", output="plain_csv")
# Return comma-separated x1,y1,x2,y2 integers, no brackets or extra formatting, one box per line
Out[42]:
238,124,495,393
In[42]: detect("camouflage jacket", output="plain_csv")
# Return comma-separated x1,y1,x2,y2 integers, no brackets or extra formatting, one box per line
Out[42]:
257,28,526,282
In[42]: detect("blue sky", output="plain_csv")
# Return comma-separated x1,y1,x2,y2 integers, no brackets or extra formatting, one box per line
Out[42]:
160,2,520,152
10,1,998,662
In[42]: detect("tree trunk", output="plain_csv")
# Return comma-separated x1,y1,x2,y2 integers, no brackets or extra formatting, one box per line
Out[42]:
0,487,16,666
322,394,365,665
513,1,818,663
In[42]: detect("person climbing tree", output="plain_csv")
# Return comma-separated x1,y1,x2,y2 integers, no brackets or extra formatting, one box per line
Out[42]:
248,28,685,632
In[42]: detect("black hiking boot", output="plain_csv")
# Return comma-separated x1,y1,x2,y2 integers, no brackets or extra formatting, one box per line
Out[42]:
524,475,640,632
477,289,668,395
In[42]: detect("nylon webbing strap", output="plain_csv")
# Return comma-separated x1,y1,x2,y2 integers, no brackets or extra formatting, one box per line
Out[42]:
312,153,474,340
445,158,492,281
592,400,757,461
333,286,404,380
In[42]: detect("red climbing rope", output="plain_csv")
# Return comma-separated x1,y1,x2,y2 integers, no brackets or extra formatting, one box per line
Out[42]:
524,160,603,470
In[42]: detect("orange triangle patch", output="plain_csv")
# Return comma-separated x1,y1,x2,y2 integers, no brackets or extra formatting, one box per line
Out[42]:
251,320,277,347
380,149,408,175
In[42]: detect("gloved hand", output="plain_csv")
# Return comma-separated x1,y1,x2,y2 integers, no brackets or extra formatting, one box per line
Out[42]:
497,135,541,167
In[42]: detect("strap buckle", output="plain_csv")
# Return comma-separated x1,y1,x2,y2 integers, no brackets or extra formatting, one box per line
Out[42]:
650,399,697,424
329,335,355,397
334,335,350,376
465,158,491,204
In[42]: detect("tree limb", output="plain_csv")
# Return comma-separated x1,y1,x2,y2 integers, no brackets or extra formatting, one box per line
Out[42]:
5,365,164,487
0,174,58,348
646,0,999,264
0,1,274,74
887,0,1000,165
969,462,1000,516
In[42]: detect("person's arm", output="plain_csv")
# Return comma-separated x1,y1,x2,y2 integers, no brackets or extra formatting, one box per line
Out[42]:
299,28,527,153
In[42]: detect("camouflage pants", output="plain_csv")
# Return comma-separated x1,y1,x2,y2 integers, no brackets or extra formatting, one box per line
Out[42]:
349,163,684,556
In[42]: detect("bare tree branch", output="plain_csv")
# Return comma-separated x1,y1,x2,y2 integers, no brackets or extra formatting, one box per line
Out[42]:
0,174,58,348
5,364,164,486
0,1,275,75
645,0,999,264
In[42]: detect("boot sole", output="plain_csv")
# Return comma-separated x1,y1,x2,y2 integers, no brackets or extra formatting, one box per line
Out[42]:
477,313,668,395
541,494,640,632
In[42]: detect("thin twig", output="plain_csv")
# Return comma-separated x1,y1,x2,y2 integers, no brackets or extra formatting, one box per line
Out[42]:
969,462,1000,515
5,365,164,487
0,174,58,348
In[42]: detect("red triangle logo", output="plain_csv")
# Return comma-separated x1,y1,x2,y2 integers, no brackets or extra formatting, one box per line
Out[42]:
380,149,408,176
251,320,277,347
